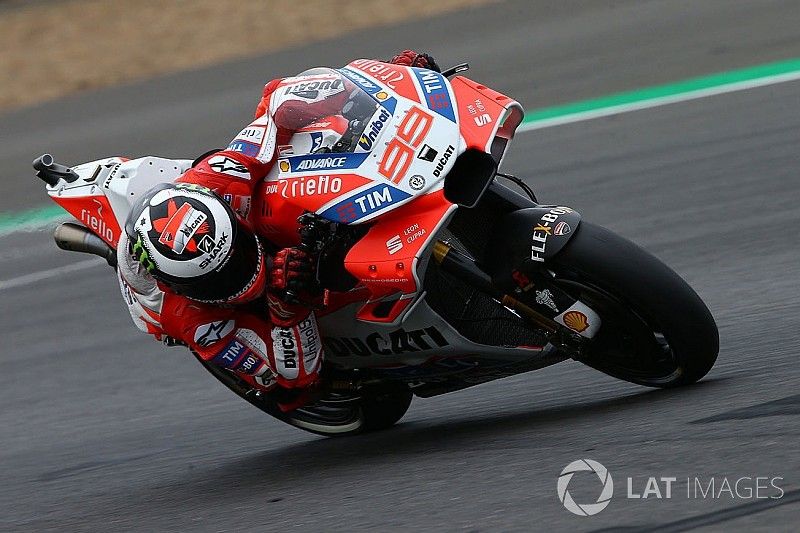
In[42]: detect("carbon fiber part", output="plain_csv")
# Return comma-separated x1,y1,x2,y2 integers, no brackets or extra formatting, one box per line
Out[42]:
423,201,548,349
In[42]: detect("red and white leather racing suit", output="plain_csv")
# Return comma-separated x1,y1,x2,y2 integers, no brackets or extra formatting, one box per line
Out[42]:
116,71,353,393
117,52,437,396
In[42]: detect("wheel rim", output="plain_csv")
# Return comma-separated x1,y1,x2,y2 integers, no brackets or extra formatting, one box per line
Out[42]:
288,397,365,434
553,278,683,385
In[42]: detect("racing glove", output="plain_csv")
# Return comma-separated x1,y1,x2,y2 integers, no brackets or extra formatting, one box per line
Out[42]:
389,50,441,72
268,247,317,327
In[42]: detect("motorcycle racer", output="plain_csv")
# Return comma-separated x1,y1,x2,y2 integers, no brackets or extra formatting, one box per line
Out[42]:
117,51,440,408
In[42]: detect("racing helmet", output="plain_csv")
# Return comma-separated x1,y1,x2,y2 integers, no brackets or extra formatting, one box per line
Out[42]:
125,183,265,304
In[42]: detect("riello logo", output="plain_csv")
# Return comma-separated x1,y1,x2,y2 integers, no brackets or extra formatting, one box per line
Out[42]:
80,207,114,243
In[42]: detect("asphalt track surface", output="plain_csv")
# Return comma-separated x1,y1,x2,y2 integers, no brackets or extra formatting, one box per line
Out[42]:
1,1,800,531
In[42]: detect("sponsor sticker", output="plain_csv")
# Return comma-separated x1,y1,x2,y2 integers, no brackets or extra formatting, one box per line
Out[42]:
535,289,559,313
320,183,411,223
512,270,534,292
227,141,260,157
197,234,216,254
273,327,299,378
309,131,324,152
408,175,425,191
222,193,252,219
323,326,450,357
467,99,491,126
563,310,589,333
340,68,379,91
280,175,342,198
386,235,403,255
284,78,344,100
233,125,266,145
296,156,346,171
280,152,368,173
339,68,398,113
296,316,321,368
198,232,229,269
211,338,249,368
417,144,438,162
351,59,406,89
554,221,571,236
233,352,263,375
403,223,426,244
80,203,116,244
530,207,574,262
358,108,392,151
412,68,456,123
433,145,455,177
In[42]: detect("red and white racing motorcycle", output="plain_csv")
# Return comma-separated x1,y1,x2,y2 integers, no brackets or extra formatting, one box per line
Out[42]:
34,60,718,436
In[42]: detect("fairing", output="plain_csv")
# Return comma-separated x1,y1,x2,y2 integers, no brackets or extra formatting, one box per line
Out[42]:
259,61,524,324
46,156,192,248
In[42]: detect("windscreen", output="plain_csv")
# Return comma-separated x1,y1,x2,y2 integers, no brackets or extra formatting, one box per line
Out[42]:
274,68,381,154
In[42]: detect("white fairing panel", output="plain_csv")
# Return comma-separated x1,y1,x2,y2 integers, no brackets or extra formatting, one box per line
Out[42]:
317,298,545,370
62,156,193,230
103,157,193,230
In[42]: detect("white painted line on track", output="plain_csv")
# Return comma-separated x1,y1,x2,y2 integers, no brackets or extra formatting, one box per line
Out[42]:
517,71,800,132
0,258,104,291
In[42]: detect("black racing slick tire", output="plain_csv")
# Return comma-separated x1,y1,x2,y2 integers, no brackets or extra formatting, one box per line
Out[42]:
194,354,412,437
551,222,719,387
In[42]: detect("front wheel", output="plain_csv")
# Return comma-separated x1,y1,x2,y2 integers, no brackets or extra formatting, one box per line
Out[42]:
550,222,719,387
194,353,413,437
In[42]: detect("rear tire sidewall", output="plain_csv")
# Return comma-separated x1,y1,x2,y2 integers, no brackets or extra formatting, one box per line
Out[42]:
552,222,719,387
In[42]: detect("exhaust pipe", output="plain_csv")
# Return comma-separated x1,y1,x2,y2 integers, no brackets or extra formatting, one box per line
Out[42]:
54,222,117,268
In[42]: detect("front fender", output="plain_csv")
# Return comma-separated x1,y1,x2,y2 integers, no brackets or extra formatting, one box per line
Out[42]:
485,206,581,269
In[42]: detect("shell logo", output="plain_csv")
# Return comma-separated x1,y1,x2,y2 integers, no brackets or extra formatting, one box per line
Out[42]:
563,311,589,333
375,91,389,101
279,160,290,173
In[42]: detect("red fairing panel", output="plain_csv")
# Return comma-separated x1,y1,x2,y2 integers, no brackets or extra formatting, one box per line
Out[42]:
51,195,122,247
347,59,421,103
449,76,524,155
271,172,373,216
344,189,455,323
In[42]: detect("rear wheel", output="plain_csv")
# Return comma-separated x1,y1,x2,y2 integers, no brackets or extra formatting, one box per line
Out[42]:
551,222,719,387
194,354,412,437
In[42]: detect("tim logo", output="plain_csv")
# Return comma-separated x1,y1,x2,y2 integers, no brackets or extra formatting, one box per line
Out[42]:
322,184,411,223
413,68,456,122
